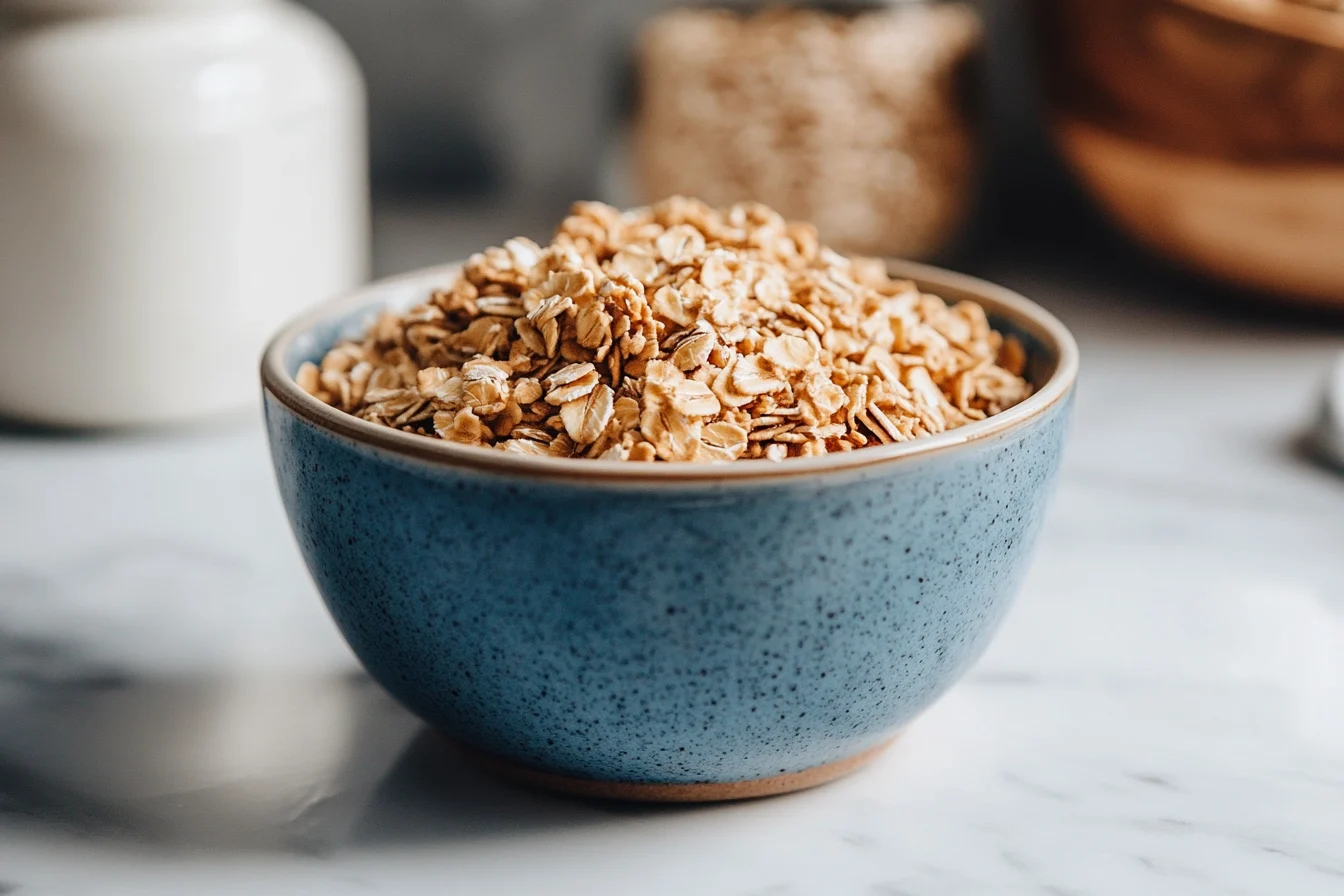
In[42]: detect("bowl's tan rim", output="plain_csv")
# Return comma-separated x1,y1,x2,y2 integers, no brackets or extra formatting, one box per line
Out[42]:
261,259,1079,485
1171,0,1344,50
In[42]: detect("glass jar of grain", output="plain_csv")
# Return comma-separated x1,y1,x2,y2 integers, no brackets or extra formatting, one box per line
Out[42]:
630,1,983,261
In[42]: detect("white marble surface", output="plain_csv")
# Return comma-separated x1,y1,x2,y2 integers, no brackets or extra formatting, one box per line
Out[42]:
1,203,1342,895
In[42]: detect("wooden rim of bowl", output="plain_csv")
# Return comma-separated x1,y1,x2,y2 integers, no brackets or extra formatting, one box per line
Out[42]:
1171,0,1344,49
262,259,1078,486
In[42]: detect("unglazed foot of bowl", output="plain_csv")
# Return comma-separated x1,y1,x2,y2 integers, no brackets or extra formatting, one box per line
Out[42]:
456,737,898,803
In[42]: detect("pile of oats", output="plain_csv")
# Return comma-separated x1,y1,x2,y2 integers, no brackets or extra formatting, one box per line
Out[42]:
298,198,1030,463
633,4,980,259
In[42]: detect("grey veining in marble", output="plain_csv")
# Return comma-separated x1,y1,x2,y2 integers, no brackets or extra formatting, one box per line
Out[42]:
1,202,1342,896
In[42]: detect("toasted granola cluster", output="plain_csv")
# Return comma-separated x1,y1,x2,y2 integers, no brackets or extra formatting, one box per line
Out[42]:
298,198,1030,463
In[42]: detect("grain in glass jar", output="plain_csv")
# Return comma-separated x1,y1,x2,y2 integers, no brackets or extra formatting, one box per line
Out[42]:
631,1,982,260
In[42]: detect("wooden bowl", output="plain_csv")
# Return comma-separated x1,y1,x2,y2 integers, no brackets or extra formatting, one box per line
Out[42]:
1039,0,1344,304
1057,116,1344,305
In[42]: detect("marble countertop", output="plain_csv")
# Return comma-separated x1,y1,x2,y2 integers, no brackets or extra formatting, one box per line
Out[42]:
2,202,1342,895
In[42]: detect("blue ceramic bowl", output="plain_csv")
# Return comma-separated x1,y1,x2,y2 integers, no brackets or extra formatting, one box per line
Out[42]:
262,260,1078,801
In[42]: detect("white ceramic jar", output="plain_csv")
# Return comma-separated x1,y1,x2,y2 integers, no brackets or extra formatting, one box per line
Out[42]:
0,0,368,426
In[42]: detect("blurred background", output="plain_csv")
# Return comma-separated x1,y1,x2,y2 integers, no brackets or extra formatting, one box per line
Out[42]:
307,0,1059,263
6,0,1344,429
301,0,1344,308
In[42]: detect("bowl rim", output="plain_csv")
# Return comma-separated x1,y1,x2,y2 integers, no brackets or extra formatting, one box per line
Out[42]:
1170,0,1344,50
261,259,1079,484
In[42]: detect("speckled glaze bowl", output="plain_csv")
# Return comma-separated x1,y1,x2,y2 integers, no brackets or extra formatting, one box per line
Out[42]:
261,260,1078,802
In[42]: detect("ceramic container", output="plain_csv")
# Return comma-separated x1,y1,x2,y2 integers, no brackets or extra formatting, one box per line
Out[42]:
261,260,1078,802
0,0,368,426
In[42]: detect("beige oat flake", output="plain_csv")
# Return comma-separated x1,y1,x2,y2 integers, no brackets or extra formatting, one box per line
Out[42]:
300,198,1032,463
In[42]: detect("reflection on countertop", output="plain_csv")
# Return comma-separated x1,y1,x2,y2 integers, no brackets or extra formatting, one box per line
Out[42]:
0,664,638,854
1,199,1342,895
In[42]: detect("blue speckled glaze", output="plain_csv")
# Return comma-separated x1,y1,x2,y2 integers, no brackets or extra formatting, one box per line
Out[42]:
262,264,1075,787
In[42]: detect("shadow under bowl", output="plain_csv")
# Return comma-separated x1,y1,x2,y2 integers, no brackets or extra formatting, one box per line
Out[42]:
261,259,1078,801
